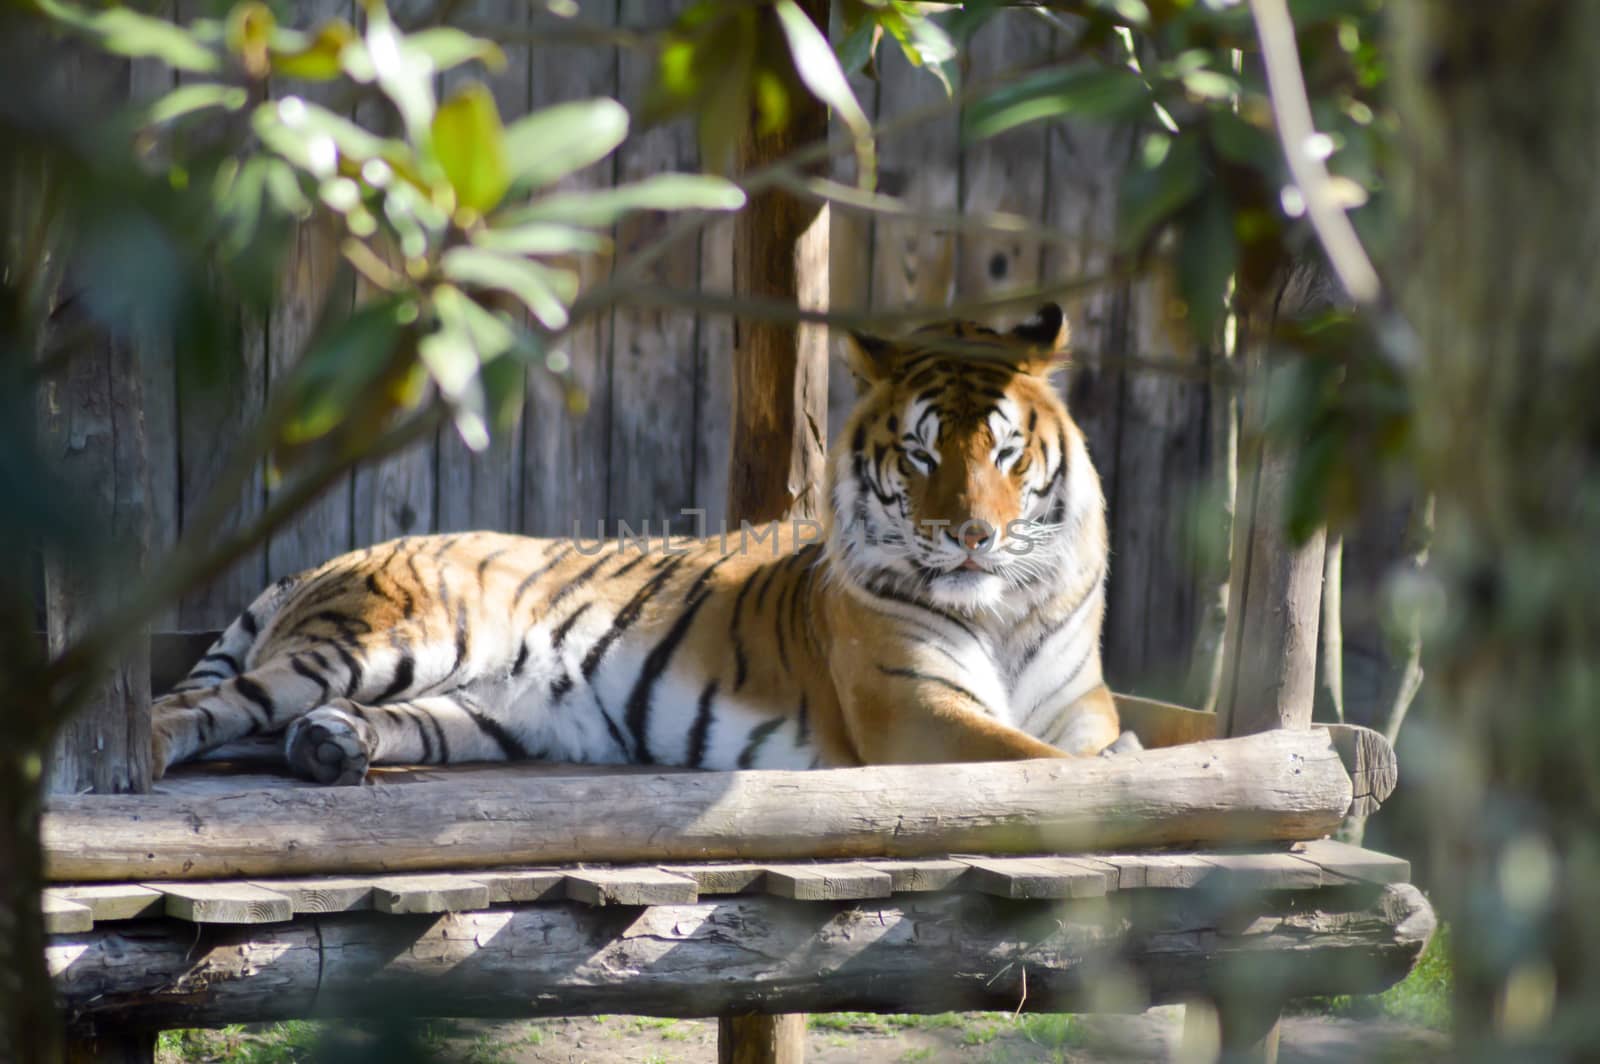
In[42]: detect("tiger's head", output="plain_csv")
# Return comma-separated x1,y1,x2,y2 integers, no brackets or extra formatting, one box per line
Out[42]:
826,303,1105,616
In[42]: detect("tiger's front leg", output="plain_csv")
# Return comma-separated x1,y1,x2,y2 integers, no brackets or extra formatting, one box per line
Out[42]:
284,689,523,784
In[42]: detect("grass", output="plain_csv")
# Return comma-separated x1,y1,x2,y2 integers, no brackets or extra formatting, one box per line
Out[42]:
1323,921,1453,1029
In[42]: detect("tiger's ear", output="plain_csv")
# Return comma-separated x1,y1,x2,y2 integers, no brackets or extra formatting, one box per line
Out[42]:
1009,303,1071,376
843,331,897,389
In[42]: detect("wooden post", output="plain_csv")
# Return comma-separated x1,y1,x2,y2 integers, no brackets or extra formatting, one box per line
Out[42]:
720,4,829,1059
1192,262,1333,1064
725,0,830,530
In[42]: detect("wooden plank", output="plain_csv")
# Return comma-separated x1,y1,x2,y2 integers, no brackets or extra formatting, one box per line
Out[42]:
565,868,699,907
955,9,1054,316
1113,694,1219,748
720,1013,804,1064
1194,852,1327,892
52,884,1438,1027
1291,840,1411,885
434,0,529,536
45,730,1358,881
660,863,770,895
869,36,958,313
40,316,153,795
867,859,971,893
41,893,94,934
607,0,700,527
695,213,735,526
154,882,293,923
1099,853,1218,890
959,857,1110,899
762,863,893,901
519,11,616,538
480,869,566,904
371,874,490,914
262,0,357,582
49,884,163,923
248,877,374,913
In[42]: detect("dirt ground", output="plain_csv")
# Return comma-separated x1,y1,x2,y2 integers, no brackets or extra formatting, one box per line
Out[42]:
159,1009,1448,1063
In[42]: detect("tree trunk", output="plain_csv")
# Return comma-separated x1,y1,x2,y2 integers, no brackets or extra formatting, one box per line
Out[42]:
1391,3,1600,1055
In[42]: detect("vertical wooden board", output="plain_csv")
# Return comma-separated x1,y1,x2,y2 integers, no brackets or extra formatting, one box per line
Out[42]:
825,67,878,442
1038,35,1134,609
519,14,616,538
608,0,701,529
349,78,436,549
870,45,958,314
955,11,1054,316
176,321,268,628
1101,280,1211,695
263,0,358,581
436,0,530,535
130,13,180,632
694,214,734,525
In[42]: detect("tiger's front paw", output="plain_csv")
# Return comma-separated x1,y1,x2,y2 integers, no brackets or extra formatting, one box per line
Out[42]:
286,703,376,786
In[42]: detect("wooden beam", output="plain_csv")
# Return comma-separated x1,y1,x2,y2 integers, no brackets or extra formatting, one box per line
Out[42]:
48,885,1435,1031
43,729,1359,882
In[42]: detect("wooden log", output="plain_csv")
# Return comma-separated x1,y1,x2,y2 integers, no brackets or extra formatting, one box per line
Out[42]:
43,729,1357,882
48,884,1435,1031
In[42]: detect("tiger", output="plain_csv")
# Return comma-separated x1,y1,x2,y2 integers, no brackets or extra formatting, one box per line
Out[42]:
151,302,1123,784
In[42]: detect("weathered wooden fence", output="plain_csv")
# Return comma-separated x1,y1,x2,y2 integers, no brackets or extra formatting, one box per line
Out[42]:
134,5,1224,698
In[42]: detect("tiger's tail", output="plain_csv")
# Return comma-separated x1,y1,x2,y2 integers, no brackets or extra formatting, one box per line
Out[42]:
167,573,305,694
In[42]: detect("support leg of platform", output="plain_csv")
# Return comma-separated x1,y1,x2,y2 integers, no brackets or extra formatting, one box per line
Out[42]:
67,1031,156,1064
719,1013,805,1064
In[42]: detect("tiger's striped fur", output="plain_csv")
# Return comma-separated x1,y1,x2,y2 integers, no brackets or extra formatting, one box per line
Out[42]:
152,304,1121,782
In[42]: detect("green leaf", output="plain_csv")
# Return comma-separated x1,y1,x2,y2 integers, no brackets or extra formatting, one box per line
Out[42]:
283,297,412,444
964,64,1150,141
497,174,746,228
424,285,492,450
1209,110,1280,170
440,247,577,330
432,84,510,214
270,18,356,80
473,223,608,256
358,3,435,147
39,0,220,72
1117,133,1205,251
502,98,629,195
141,83,248,126
1175,188,1237,343
774,0,876,188
833,11,877,76
405,27,505,73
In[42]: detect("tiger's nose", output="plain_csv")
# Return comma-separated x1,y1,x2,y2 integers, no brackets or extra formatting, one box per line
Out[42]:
960,522,993,551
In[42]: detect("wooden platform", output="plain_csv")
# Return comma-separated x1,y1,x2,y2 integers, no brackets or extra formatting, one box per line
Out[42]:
42,840,1407,931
